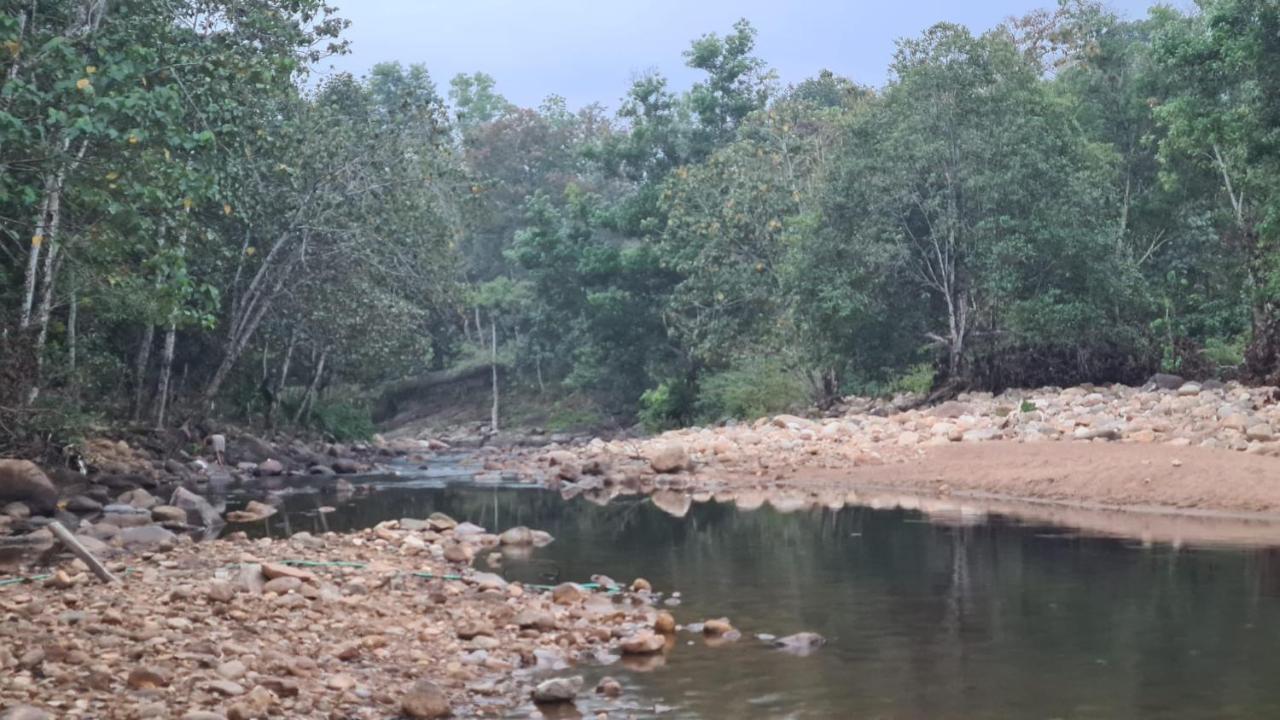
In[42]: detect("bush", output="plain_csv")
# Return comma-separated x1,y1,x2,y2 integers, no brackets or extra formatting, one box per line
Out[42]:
695,358,808,422
889,362,935,395
311,400,376,442
638,382,685,433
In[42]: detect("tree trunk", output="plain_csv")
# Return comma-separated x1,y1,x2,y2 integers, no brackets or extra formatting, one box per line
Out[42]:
67,277,78,397
490,318,499,433
268,330,296,429
19,163,64,329
154,321,177,428
132,325,155,421
294,349,327,424
26,240,62,404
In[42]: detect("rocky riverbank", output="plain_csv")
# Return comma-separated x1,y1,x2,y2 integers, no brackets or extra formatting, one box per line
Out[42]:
512,379,1280,518
0,512,698,720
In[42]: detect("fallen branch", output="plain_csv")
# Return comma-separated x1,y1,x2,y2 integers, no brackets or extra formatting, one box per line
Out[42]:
48,520,118,584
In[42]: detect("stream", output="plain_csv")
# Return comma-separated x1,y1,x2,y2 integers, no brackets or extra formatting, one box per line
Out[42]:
216,457,1280,719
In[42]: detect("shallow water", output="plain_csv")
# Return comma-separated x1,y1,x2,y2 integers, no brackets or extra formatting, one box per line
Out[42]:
224,465,1280,719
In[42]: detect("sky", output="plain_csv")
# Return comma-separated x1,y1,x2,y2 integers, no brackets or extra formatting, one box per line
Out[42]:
321,0,1185,111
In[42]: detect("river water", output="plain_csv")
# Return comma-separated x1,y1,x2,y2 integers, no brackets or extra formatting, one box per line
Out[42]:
222,461,1280,719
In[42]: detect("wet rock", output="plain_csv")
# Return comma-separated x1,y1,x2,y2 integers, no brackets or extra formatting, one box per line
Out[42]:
499,526,534,546
401,679,451,718
64,494,103,513
646,443,690,473
331,457,361,474
118,525,177,550
308,464,335,476
702,618,734,636
773,632,826,654
595,676,623,697
171,486,222,527
255,458,285,476
620,632,666,655
3,501,31,519
0,460,58,512
225,500,276,523
654,611,676,634
532,675,583,704
102,503,153,527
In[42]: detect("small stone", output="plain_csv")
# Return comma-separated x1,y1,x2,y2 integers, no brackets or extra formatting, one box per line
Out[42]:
262,576,302,595
217,660,247,680
532,675,583,704
702,618,734,636
551,582,589,605
401,679,451,718
620,632,666,655
127,666,171,690
595,676,623,698
515,608,557,631
204,679,246,696
498,526,533,545
630,578,652,593
207,581,236,603
654,611,676,634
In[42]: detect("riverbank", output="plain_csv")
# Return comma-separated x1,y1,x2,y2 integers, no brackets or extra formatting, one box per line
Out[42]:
521,380,1280,522
0,514,677,719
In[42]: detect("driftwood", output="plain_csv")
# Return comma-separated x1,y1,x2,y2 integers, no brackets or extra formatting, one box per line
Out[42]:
48,520,118,584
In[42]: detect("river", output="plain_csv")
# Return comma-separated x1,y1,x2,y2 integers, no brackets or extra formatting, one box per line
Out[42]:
219,459,1280,719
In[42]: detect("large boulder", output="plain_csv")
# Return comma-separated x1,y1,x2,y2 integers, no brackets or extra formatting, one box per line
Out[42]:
646,443,690,474
170,487,222,527
0,460,57,513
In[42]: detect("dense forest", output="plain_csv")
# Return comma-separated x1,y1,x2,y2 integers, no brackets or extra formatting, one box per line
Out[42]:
1,0,1278,450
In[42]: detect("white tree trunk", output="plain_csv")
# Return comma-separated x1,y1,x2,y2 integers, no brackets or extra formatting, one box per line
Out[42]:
490,318,499,433
155,321,177,428
294,349,327,424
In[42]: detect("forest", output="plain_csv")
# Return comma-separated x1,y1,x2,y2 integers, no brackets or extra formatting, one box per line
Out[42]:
1,0,1278,450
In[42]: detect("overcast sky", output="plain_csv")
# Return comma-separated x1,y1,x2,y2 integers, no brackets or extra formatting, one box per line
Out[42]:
321,0,1182,111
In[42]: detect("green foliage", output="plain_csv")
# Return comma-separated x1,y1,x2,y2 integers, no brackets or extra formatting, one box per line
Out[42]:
889,364,936,396
694,358,807,422
310,400,376,442
638,381,695,433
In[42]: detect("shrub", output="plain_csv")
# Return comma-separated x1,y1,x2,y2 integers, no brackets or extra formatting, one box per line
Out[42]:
695,358,808,422
311,400,376,442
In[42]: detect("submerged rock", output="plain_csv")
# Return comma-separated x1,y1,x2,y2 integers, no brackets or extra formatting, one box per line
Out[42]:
773,632,826,654
532,675,583,704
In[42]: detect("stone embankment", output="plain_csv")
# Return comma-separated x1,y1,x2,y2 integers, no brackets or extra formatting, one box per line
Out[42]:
524,379,1280,517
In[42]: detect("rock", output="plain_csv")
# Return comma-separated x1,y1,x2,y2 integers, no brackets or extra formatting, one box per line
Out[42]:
551,582,589,605
204,679,246,696
0,460,57,512
331,458,360,474
442,543,472,564
702,618,734,636
101,504,153,527
207,581,237,603
620,632,666,655
171,486,222,527
515,608,557,631
773,632,826,654
545,450,581,480
150,505,187,524
595,676,623,697
532,676,583,704
1145,373,1185,391
427,512,457,531
654,611,676,634
471,572,507,591
64,494,103,513
651,490,692,518
235,564,266,594
927,401,972,418
262,561,316,582
118,525,176,549
217,660,248,680
182,713,226,720
225,500,276,523
1177,382,1202,396
631,578,652,593
498,526,534,546
255,458,285,476
646,443,690,473
3,501,31,519
226,685,277,720
0,706,51,720
262,576,302,595
530,529,555,547
127,666,172,689
308,464,335,476
401,679,451,718
1247,424,1274,442
118,488,157,509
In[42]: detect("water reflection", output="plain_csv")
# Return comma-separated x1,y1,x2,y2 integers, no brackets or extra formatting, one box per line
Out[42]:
220,467,1280,719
